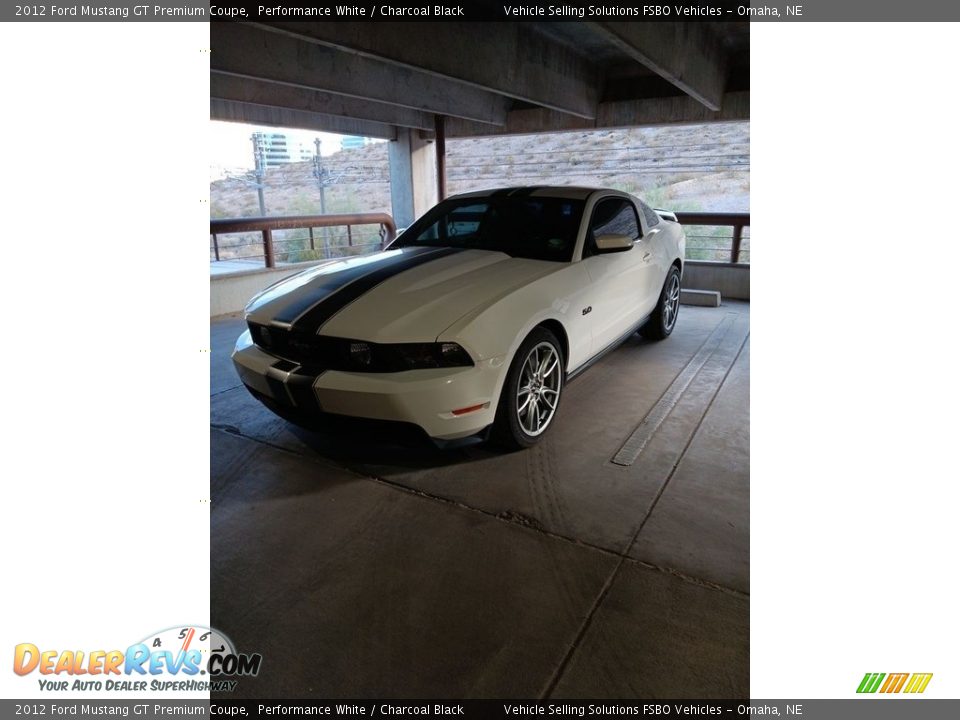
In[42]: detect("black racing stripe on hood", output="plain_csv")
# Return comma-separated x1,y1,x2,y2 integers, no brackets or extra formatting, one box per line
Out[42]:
269,246,440,325
291,246,465,333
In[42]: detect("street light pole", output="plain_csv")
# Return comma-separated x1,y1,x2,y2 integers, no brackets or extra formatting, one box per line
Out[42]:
313,138,330,257
251,134,266,216
314,138,327,216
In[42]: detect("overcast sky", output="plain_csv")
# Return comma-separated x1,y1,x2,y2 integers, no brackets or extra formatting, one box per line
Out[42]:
209,120,375,180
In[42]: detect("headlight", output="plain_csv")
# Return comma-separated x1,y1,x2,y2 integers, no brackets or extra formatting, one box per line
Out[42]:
342,340,473,372
349,342,374,368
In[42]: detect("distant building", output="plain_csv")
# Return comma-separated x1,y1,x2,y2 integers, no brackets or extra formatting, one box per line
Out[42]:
340,136,368,151
252,132,313,168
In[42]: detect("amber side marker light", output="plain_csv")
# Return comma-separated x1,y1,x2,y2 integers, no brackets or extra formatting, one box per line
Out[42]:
451,403,489,416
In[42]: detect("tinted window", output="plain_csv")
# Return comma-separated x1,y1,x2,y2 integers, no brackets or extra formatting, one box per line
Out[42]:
395,196,584,262
415,203,485,241
591,198,641,240
639,201,661,229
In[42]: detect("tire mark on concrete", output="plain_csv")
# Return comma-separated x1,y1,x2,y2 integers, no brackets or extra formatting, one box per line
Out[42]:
525,436,596,630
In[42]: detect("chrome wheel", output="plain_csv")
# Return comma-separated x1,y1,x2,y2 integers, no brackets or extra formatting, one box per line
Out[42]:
516,341,562,437
663,273,681,331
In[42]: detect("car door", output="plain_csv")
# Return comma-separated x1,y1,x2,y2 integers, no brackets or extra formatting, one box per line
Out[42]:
581,196,658,353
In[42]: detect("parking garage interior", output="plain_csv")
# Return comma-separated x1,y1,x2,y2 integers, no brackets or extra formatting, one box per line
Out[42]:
210,20,750,697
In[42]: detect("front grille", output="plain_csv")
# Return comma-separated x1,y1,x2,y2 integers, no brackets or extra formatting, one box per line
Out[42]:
248,321,336,368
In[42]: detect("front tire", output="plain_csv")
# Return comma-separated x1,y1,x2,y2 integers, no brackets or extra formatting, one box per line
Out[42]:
491,327,564,450
641,265,682,340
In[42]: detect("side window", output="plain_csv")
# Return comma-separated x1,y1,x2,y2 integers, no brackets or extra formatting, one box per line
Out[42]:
585,198,641,256
639,201,661,229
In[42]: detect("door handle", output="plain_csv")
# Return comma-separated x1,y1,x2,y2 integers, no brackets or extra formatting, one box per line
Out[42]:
647,228,661,236
642,251,651,261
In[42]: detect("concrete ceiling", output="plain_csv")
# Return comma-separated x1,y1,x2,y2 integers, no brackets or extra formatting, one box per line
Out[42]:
210,21,749,139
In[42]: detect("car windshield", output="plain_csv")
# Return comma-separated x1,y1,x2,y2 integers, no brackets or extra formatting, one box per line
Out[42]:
393,196,585,262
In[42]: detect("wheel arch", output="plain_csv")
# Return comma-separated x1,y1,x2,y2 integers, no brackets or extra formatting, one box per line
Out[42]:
535,319,569,373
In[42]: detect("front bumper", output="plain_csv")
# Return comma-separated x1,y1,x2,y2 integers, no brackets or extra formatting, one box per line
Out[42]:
231,330,505,441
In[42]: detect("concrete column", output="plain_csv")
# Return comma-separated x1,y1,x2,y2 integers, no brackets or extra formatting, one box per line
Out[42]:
388,128,437,230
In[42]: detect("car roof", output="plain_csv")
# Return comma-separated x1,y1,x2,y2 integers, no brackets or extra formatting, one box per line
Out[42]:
446,187,621,202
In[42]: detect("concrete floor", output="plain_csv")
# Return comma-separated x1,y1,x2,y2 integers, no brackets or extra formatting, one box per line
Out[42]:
210,302,750,698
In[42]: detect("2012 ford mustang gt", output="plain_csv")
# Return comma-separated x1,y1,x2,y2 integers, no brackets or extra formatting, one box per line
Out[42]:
232,187,686,449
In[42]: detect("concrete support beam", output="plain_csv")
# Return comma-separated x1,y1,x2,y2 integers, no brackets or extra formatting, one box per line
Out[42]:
586,22,727,112
412,132,438,221
388,128,438,230
211,23,510,126
435,115,447,201
254,22,600,120
446,91,750,138
211,74,433,131
210,98,396,140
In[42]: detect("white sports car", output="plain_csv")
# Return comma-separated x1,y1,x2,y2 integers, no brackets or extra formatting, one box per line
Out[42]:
232,187,686,448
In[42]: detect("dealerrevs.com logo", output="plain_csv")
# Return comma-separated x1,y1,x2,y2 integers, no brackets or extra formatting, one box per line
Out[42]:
857,672,933,694
13,625,261,693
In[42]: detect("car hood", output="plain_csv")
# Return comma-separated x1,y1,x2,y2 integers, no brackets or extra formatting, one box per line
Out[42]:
245,247,561,343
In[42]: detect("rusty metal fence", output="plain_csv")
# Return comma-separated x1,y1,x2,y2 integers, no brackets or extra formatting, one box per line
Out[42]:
210,211,747,270
210,213,397,270
674,212,750,264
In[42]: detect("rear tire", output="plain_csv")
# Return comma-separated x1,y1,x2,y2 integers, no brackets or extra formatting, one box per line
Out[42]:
491,327,564,450
641,265,682,340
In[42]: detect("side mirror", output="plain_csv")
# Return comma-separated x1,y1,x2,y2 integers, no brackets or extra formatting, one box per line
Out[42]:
594,233,634,253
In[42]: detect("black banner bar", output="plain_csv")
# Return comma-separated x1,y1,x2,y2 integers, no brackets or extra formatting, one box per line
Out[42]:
219,699,752,715
5,699,960,719
9,0,959,22
208,1,749,22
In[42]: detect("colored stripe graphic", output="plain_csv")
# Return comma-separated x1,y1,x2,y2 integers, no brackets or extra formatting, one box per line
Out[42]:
292,247,463,332
857,672,932,694
880,673,908,693
856,673,885,693
904,673,933,694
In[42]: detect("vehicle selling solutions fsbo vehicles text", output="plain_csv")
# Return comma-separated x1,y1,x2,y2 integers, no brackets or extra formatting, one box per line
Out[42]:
502,5,724,17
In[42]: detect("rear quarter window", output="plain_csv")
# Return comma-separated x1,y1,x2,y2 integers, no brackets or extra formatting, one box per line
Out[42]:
639,201,661,229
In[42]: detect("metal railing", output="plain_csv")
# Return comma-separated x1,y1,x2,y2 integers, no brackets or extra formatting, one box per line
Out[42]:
209,211,747,268
210,213,397,270
674,212,750,264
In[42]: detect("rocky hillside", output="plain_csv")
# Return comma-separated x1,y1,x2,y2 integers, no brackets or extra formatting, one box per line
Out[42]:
211,122,749,219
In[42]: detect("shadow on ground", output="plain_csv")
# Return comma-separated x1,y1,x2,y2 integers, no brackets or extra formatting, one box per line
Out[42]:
210,302,750,698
